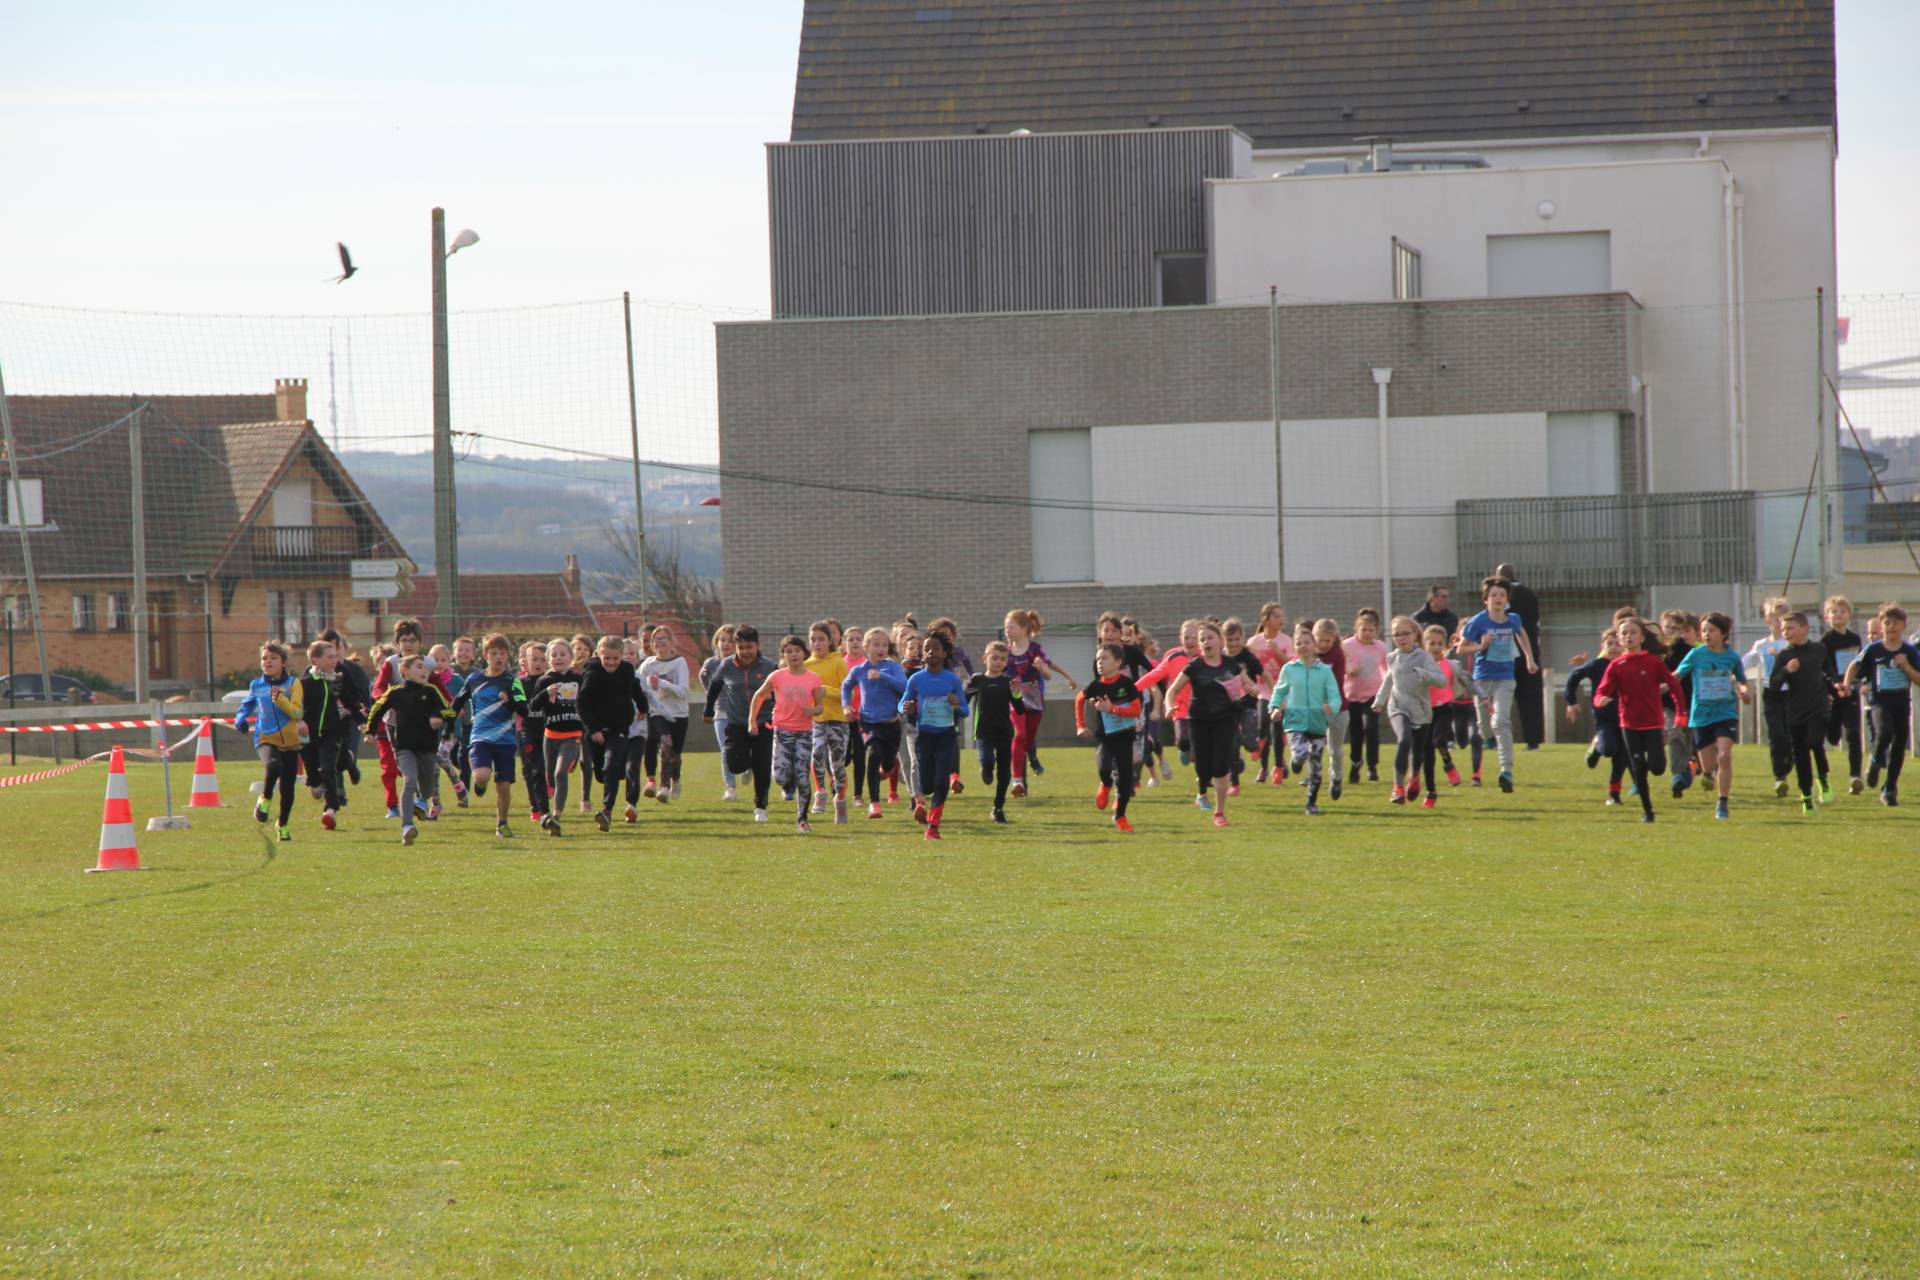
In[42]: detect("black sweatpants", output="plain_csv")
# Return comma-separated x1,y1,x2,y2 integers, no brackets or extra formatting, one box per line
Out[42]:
1871,699,1911,788
1391,720,1431,793
723,722,774,809
1763,690,1792,781
860,721,901,800
258,744,301,825
1788,717,1829,799
1826,697,1863,779
1096,728,1136,818
302,728,348,811
519,733,549,816
978,732,1012,810
917,728,958,811
595,732,631,812
1346,700,1380,770
848,716,869,799
1620,726,1665,817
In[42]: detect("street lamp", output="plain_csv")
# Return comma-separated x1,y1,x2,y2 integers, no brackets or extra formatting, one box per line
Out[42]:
430,209,479,642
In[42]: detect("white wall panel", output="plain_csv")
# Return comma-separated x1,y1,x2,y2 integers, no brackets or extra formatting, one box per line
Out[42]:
1091,422,1276,588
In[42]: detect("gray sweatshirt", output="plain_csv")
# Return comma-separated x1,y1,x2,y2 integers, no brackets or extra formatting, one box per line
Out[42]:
702,654,777,726
1372,647,1448,727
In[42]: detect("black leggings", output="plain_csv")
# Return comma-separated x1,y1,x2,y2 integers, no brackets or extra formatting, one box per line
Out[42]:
302,729,346,810
519,734,549,815
1619,726,1665,816
645,715,689,786
1346,700,1380,769
1789,718,1829,798
917,728,957,811
979,733,1011,809
1190,717,1237,785
259,745,301,825
1096,729,1136,818
1763,691,1792,780
860,721,901,800
1871,701,1910,787
848,717,869,799
722,722,774,808
595,733,630,812
1826,699,1863,778
1391,721,1431,792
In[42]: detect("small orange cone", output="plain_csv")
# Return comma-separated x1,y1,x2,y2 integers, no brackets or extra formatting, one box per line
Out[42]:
188,717,223,808
89,746,145,872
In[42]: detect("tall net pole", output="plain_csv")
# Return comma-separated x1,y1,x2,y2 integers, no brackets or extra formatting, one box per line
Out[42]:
624,291,647,624
0,360,54,742
431,207,459,642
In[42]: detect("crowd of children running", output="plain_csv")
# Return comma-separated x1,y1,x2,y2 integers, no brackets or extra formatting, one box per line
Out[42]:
232,579,1918,843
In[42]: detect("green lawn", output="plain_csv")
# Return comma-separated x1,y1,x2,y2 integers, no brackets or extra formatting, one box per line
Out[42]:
1,747,1915,1277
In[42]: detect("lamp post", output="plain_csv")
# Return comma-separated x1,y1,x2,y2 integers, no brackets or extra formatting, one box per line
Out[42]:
430,210,479,642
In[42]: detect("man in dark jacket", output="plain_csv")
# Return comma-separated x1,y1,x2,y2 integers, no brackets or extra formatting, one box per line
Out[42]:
1412,584,1459,639
1496,563,1545,748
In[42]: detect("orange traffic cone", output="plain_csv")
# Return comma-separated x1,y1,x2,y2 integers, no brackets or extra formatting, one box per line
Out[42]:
188,716,223,808
89,746,146,873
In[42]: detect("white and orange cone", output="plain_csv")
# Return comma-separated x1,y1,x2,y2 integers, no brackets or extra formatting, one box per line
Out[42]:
188,716,223,808
88,746,145,872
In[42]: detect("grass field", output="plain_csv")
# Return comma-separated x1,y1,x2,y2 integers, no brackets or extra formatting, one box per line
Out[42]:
2,745,1916,1277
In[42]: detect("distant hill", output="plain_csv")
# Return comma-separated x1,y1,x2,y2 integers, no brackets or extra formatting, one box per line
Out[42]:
336,450,721,588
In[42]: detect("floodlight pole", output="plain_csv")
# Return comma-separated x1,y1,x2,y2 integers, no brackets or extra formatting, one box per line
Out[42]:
623,292,648,623
431,207,459,643
130,403,148,703
0,360,54,745
1269,286,1286,598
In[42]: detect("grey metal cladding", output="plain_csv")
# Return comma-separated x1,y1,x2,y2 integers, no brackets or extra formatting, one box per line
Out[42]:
790,0,1836,148
768,127,1245,318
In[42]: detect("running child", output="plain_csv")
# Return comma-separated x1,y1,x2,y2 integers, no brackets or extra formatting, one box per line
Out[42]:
966,640,1023,823
899,631,968,839
429,643,471,809
516,642,551,827
1819,595,1865,794
1658,611,1700,799
1245,602,1293,784
1134,619,1198,786
838,624,869,805
1075,643,1144,832
1592,617,1684,822
703,624,778,821
299,638,361,831
804,620,851,824
1674,611,1750,820
363,654,453,847
700,625,741,801
530,639,586,835
928,617,971,798
1270,623,1341,816
639,627,692,807
1565,628,1625,801
1372,615,1448,807
1163,621,1249,828
1766,610,1833,815
1096,612,1153,789
748,635,825,833
452,633,530,839
897,629,925,807
1221,619,1265,795
237,641,305,842
1746,596,1793,796
1342,608,1390,784
841,627,908,820
1849,604,1920,805
578,636,647,832
1457,576,1537,793
368,618,453,820
1313,619,1351,798
1003,609,1076,794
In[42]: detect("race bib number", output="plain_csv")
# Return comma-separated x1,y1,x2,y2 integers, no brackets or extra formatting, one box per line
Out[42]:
1833,648,1859,676
1877,664,1911,692
1487,631,1516,664
1696,673,1734,703
920,698,955,729
1221,674,1253,701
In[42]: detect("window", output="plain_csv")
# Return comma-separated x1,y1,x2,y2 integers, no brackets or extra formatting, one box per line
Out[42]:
106,592,131,633
71,593,96,633
271,477,313,527
1392,237,1422,300
1547,412,1623,497
2,596,22,627
1155,253,1207,307
2,477,44,528
1487,231,1611,297
267,589,332,646
1028,430,1095,583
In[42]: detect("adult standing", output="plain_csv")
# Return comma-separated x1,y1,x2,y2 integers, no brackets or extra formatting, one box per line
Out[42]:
1496,562,1545,748
1411,584,1458,640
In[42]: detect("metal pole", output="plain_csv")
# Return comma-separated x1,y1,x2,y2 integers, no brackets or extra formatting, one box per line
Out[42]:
431,208,459,644
202,579,215,696
1373,367,1394,618
7,611,14,767
1814,287,1830,606
1269,287,1286,597
156,700,174,819
0,359,54,761
131,404,149,704
623,292,648,623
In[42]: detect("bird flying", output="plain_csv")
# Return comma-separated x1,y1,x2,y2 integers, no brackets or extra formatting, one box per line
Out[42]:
328,242,357,283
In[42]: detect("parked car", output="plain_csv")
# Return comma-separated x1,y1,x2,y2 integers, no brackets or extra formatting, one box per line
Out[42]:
0,673,100,705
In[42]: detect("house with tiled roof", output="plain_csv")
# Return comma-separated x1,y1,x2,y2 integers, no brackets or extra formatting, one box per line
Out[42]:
723,0,1842,682
1,379,409,691
387,554,599,644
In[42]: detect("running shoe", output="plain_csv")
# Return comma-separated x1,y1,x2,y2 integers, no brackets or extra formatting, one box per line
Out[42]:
724,786,738,802
1472,773,1483,787
277,825,291,842
1606,793,1622,806
868,802,884,820
1715,799,1729,820
796,818,811,834
1255,767,1269,784
320,809,336,831
1801,796,1816,816
1028,752,1045,775
1497,772,1514,793
1421,794,1436,810
1010,780,1027,800
1819,781,1835,805
753,808,769,823
1095,785,1111,810
981,761,993,785
1196,793,1213,812
1113,815,1133,833
1227,783,1240,797
1330,780,1343,802
1883,788,1899,807
1849,776,1864,796
1144,774,1159,788
1349,763,1362,784
402,825,418,846
1211,813,1229,828
1445,767,1462,787
386,806,401,820
1640,810,1655,823
426,803,441,822
1773,778,1789,798
1367,768,1379,783
1585,749,1600,769
914,802,929,826
1390,786,1407,805
255,796,270,824
1867,763,1882,790
1305,802,1321,816
812,794,826,814
595,808,611,832
624,804,638,823
496,822,513,839
949,774,964,795
991,807,1007,824
644,779,657,798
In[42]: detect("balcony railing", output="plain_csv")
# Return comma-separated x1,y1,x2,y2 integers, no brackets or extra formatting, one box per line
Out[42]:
1456,491,1756,592
248,524,362,564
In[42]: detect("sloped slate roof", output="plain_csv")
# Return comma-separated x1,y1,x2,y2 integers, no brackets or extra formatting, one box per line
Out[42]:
791,0,1836,149
389,571,598,634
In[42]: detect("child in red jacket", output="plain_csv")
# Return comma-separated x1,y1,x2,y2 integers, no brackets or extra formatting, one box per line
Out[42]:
369,617,456,819
1594,616,1686,824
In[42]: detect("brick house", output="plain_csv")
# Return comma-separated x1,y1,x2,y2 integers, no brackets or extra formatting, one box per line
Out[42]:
385,554,598,647
1,379,409,691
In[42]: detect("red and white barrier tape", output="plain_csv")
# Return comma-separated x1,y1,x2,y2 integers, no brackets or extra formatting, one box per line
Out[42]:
0,716,217,734
0,723,206,789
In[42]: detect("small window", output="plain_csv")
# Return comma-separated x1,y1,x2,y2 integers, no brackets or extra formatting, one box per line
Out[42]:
71,593,96,633
1156,253,1207,307
2,478,44,528
2,595,22,627
107,592,131,633
1392,237,1422,300
1029,430,1095,583
267,588,332,646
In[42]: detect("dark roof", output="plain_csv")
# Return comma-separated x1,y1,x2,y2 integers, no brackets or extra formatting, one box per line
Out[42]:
0,394,406,580
791,1,1836,149
389,569,598,638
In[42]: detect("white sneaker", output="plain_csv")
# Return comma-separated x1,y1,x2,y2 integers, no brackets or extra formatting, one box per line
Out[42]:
1144,774,1159,788
811,793,826,814
723,786,738,801
671,780,682,799
753,807,769,823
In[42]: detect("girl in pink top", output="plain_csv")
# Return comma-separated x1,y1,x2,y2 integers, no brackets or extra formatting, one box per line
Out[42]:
1245,601,1294,783
1136,618,1201,768
1341,608,1391,784
1003,609,1077,797
748,635,824,832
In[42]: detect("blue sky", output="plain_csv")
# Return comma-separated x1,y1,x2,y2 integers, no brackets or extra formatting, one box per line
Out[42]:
0,0,1914,317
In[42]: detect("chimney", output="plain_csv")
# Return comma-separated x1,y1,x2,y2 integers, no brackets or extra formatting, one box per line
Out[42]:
563,553,581,595
274,377,309,422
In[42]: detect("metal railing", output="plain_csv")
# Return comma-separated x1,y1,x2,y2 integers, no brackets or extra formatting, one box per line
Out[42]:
1456,491,1756,592
247,524,362,563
